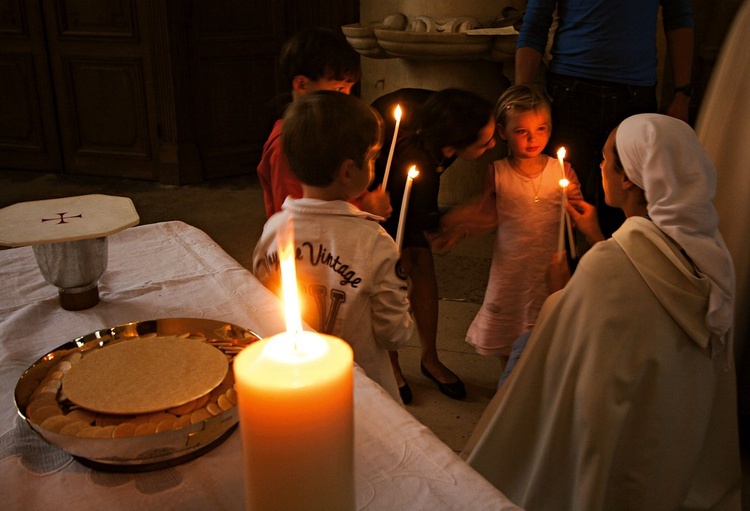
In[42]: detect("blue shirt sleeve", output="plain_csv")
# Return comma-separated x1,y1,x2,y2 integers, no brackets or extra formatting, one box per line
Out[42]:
515,0,694,85
516,0,556,53
661,0,694,31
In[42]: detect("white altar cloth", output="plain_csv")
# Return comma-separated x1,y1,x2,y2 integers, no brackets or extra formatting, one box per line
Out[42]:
0,221,520,511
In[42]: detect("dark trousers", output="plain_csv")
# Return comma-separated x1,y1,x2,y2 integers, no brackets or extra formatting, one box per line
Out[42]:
545,72,658,238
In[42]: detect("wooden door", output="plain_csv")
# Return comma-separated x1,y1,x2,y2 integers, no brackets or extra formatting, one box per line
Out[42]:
41,0,162,180
0,0,62,172
186,0,284,179
186,0,360,179
0,0,360,182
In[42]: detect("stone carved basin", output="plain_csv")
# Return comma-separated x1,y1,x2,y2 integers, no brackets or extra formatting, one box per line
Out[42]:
343,11,520,62
374,28,492,60
341,22,389,58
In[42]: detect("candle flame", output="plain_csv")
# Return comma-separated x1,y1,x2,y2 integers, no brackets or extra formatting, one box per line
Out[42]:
407,165,419,179
277,219,303,336
557,147,567,179
394,104,402,121
559,178,570,188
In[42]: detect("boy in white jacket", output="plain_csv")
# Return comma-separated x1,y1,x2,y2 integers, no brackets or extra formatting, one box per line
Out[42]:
253,91,414,402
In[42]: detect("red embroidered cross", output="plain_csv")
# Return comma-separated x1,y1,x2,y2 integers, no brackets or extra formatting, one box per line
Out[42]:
41,212,83,224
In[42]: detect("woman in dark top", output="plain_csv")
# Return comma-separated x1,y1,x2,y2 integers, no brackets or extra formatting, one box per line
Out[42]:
371,88,497,402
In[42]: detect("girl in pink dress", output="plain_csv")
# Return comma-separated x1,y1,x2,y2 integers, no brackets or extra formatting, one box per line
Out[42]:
434,85,582,359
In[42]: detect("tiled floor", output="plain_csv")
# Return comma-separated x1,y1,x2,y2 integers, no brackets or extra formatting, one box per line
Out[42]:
2,168,748,507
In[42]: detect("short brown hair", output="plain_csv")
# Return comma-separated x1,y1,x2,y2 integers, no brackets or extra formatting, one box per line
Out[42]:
282,91,382,186
280,27,361,86
417,88,494,152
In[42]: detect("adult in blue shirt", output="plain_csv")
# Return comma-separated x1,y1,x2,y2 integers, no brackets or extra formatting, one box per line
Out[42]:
515,0,694,239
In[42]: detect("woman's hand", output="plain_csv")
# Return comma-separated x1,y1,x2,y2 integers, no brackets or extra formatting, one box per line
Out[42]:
566,199,605,245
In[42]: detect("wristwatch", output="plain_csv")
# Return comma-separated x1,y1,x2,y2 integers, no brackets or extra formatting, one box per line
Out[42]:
673,83,693,97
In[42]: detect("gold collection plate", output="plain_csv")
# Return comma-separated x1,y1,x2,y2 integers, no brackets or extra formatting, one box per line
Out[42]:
14,318,261,472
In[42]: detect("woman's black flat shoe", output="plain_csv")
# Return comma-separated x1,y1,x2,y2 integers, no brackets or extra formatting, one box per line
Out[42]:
399,380,413,404
420,361,466,400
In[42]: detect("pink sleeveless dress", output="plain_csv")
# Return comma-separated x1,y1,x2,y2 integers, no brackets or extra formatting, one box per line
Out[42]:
466,156,581,356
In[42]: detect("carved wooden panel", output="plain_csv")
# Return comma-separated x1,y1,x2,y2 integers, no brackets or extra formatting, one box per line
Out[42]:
281,0,359,37
64,58,150,157
193,0,275,37
0,0,361,181
54,0,137,39
0,0,26,36
0,57,45,151
196,56,279,177
186,0,359,179
187,0,284,178
0,0,62,171
43,0,160,179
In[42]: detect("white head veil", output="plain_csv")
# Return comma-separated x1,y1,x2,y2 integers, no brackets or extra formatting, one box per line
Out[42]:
616,113,735,360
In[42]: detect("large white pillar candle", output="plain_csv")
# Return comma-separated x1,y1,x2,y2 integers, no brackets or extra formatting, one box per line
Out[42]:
234,218,354,510
234,331,354,511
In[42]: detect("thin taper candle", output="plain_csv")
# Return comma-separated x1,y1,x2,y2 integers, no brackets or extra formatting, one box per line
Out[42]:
395,165,419,250
557,146,568,262
381,104,402,192
566,198,577,259
558,180,567,260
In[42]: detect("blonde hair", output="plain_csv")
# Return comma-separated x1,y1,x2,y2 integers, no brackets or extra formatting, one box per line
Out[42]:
494,85,551,129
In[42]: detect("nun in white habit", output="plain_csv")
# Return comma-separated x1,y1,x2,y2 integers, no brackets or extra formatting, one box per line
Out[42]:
463,114,741,511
